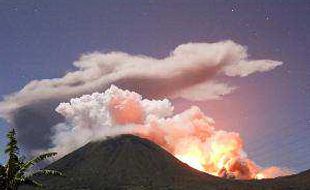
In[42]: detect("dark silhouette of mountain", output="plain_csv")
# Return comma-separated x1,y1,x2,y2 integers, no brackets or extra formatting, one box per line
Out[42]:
20,135,310,190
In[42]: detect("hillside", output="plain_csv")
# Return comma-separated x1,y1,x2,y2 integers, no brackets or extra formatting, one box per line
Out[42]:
20,135,310,190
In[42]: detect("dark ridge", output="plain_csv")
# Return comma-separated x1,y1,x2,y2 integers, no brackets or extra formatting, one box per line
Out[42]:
20,135,310,190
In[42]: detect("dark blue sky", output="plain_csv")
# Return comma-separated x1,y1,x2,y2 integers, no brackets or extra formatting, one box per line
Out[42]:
0,0,309,172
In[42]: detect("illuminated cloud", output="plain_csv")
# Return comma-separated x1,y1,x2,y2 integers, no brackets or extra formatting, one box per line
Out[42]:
223,60,283,77
176,81,237,101
50,85,292,179
0,40,282,151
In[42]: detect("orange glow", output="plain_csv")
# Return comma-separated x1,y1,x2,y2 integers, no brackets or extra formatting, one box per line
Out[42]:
105,87,291,180
256,173,265,180
109,97,144,125
55,85,292,180
176,145,206,172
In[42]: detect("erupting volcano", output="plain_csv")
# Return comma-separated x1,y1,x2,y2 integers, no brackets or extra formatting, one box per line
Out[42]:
50,85,292,180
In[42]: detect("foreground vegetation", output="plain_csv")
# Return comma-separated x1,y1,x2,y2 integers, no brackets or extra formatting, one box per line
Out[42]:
0,129,63,190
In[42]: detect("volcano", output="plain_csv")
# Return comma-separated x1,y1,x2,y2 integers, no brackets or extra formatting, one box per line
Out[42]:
20,135,310,190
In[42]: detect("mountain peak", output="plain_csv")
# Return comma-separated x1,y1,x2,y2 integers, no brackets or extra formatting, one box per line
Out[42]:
20,135,310,190
21,134,221,190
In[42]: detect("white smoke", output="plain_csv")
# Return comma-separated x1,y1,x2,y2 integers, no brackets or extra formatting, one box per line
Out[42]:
49,85,293,179
49,85,173,156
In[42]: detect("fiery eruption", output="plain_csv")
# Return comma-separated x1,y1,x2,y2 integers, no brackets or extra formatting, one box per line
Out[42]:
52,85,292,179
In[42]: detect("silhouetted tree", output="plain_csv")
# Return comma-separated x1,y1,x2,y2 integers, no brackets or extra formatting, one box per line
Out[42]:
0,164,5,187
1,129,63,190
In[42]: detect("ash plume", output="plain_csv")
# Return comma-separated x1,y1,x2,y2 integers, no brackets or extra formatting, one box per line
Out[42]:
0,40,282,153
49,85,292,179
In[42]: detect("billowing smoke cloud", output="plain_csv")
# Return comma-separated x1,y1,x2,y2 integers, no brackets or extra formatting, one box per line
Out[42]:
49,85,292,179
0,40,282,152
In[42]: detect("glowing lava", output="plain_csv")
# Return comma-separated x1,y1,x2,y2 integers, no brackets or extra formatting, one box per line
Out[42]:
176,145,206,172
54,85,293,179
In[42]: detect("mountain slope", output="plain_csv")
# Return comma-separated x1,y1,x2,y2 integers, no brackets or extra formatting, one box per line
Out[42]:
20,135,310,190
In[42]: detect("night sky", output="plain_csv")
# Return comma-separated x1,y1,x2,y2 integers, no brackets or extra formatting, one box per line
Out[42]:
0,0,310,172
